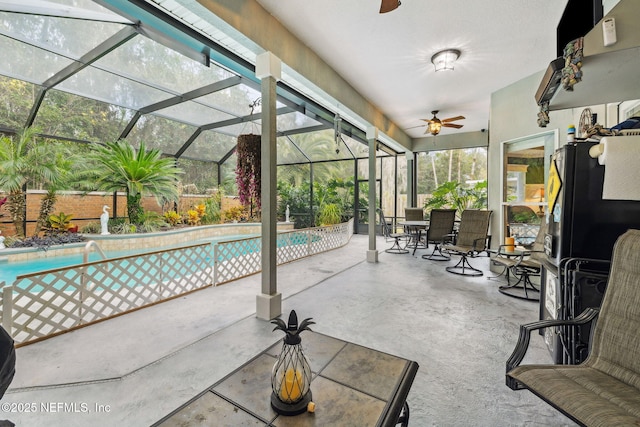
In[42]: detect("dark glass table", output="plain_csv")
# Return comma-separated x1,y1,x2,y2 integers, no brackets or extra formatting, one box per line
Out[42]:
153,331,419,426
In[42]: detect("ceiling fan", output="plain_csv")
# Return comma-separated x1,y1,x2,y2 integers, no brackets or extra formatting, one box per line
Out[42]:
380,0,401,13
421,110,465,135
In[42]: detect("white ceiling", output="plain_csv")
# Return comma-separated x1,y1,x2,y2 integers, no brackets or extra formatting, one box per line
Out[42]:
254,0,568,140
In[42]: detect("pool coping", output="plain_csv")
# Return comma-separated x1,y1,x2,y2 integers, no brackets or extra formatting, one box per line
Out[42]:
0,222,294,263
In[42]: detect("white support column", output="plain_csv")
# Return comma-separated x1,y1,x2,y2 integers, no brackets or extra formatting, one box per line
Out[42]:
255,52,282,320
366,126,378,263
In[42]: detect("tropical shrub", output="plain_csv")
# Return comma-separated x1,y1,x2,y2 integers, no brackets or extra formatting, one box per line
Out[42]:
317,203,342,226
137,211,167,233
80,222,101,234
85,140,182,226
163,210,182,226
48,212,75,232
222,205,247,223
195,204,206,217
0,127,58,237
423,180,487,219
200,194,222,224
185,209,200,225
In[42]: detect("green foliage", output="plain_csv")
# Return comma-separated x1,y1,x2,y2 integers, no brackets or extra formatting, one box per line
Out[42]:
508,207,541,224
110,221,137,234
0,127,60,237
80,221,101,234
137,211,168,233
48,212,74,231
424,180,488,219
317,203,342,226
277,178,354,228
200,193,222,224
84,140,183,225
416,148,488,195
278,180,313,228
222,205,247,223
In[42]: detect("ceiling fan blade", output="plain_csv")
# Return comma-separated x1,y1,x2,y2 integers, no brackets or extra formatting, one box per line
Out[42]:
380,0,400,13
442,115,465,123
443,123,464,129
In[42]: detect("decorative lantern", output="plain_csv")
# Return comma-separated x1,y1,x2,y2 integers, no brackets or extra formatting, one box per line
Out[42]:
270,310,314,415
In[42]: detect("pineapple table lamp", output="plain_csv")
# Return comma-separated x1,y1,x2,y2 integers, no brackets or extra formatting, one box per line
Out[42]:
270,310,314,415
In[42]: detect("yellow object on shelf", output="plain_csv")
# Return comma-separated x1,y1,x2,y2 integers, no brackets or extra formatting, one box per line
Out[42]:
279,368,303,402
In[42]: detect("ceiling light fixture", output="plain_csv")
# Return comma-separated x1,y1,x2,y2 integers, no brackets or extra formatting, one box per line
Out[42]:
431,49,461,72
428,116,442,135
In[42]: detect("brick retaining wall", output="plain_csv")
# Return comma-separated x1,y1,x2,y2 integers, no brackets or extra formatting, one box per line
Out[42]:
0,191,241,237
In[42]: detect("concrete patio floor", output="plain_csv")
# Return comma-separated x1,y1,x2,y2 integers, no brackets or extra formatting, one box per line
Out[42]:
2,235,575,426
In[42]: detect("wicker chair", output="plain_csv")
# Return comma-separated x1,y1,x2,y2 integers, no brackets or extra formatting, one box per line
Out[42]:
506,229,640,426
442,210,492,276
421,209,457,261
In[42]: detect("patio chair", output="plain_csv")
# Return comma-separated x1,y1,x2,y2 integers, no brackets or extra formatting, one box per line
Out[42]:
403,207,427,253
421,209,457,261
443,209,492,276
506,229,640,426
404,207,424,221
379,209,409,254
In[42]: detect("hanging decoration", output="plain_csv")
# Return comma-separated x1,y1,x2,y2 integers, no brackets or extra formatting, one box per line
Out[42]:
235,99,262,218
561,37,583,91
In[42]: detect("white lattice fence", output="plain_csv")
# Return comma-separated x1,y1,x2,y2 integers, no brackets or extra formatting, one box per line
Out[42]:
214,219,354,285
2,243,213,345
1,220,354,344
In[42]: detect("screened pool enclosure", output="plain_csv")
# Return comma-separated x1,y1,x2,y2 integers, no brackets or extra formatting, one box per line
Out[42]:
0,0,412,232
0,1,488,236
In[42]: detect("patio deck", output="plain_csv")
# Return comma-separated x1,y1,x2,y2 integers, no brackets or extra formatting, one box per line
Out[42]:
2,235,574,426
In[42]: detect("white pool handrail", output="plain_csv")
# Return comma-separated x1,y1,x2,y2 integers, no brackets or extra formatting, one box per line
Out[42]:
83,240,108,264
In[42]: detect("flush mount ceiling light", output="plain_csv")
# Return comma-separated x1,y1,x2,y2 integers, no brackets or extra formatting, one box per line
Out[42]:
431,49,461,71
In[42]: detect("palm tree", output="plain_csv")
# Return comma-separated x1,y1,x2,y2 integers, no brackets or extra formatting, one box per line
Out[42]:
34,144,78,235
0,127,57,237
86,140,182,225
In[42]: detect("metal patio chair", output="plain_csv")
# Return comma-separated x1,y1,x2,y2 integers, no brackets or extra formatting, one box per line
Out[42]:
421,209,457,261
379,209,409,254
506,229,640,426
443,209,492,276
